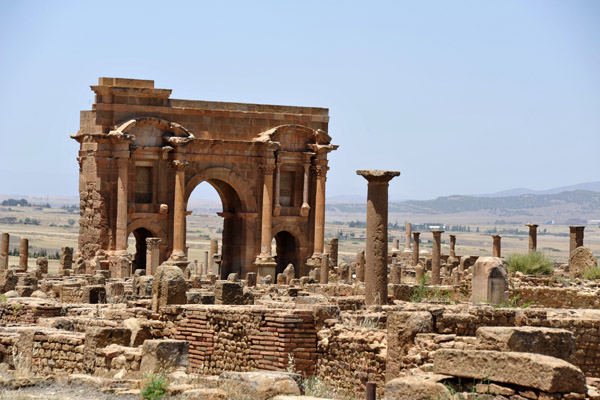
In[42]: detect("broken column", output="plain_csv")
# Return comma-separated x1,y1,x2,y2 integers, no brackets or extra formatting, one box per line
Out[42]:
357,169,400,305
404,222,412,252
320,253,329,284
146,237,161,276
204,250,209,275
59,247,73,274
325,238,338,268
569,226,584,257
492,235,502,258
209,239,218,273
449,235,456,258
356,250,365,282
19,238,28,271
431,230,444,285
0,233,9,270
525,224,538,253
412,232,420,267
390,264,401,284
391,238,400,252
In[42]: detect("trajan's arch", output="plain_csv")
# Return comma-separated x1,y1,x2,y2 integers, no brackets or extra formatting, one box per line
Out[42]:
72,78,337,279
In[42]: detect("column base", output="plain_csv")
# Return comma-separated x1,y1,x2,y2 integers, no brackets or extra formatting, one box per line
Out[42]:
273,204,281,217
108,254,131,279
299,203,310,217
254,255,277,281
164,259,190,274
306,254,322,269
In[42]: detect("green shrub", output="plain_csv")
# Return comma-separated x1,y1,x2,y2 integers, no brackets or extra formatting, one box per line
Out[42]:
582,266,600,280
506,251,554,275
141,373,169,400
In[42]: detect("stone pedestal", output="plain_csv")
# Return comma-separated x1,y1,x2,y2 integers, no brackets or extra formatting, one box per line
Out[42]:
569,226,584,257
146,237,161,276
404,222,412,252
246,272,257,287
19,238,28,271
0,233,8,270
412,232,420,267
492,235,502,258
525,224,538,253
357,169,400,305
255,258,277,282
431,230,444,285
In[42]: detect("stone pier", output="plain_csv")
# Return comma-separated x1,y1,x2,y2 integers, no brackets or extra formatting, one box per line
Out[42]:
19,238,28,271
525,224,538,253
431,230,444,285
404,222,412,252
492,235,502,258
357,169,400,306
325,238,338,269
146,237,161,276
412,232,420,267
391,238,400,253
0,233,8,270
569,226,585,257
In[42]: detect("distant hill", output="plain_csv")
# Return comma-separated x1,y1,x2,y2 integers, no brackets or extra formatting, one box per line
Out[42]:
327,190,600,216
476,181,600,197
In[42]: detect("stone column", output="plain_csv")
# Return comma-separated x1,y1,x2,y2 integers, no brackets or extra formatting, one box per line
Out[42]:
404,222,412,252
171,160,187,261
300,160,311,217
204,250,210,275
146,237,161,275
0,233,8,270
412,232,420,267
569,226,585,256
209,239,218,273
115,157,129,252
357,169,400,306
392,238,400,252
259,164,276,256
19,238,28,271
320,253,329,284
273,162,281,217
356,250,365,282
390,264,401,284
325,238,338,268
492,235,502,257
449,235,456,258
312,165,327,258
431,230,444,285
525,224,538,253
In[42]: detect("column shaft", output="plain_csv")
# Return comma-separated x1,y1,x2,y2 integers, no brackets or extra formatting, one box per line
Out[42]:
171,161,187,260
405,222,412,251
412,232,420,267
431,231,444,284
312,166,326,256
115,158,129,251
260,165,275,255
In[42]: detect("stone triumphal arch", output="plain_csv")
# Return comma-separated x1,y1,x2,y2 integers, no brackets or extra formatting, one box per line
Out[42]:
72,78,337,279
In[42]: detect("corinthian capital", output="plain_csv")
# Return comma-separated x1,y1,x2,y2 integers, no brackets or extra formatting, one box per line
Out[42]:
260,164,276,175
171,160,188,171
312,165,328,178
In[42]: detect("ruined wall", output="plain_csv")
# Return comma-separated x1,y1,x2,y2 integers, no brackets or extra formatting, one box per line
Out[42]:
165,305,317,376
510,286,600,309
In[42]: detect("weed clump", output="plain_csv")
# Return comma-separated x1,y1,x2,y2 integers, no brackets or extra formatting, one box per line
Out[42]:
141,373,169,400
582,266,600,280
506,251,554,275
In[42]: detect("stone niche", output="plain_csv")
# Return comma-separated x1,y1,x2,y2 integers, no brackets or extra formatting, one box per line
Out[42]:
471,257,508,306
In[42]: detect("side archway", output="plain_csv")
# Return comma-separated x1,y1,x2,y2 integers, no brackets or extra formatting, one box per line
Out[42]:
127,219,168,272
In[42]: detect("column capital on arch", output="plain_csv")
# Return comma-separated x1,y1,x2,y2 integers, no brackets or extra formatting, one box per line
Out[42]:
171,160,188,171
260,164,276,175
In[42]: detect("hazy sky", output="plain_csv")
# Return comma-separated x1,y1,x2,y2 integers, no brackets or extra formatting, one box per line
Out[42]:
0,0,598,201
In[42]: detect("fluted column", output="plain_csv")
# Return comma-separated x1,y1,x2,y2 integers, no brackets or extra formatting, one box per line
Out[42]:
115,157,129,252
171,160,187,260
357,169,400,306
312,165,327,257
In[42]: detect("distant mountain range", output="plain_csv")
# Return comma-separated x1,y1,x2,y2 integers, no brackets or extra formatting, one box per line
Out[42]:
474,181,600,197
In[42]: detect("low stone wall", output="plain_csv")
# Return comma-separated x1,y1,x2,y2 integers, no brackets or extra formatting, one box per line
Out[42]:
0,302,62,325
510,286,600,309
165,305,318,377
31,330,85,375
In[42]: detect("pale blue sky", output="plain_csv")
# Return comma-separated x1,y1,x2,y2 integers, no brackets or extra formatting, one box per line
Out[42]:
0,0,598,201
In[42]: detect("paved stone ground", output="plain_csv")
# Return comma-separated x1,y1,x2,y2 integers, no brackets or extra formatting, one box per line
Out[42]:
0,382,139,400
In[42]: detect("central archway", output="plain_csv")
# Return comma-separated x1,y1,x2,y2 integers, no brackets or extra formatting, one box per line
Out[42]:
185,170,249,278
273,231,298,277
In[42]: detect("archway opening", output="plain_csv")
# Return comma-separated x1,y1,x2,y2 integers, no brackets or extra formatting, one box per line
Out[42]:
186,179,243,278
274,231,298,277
128,227,152,273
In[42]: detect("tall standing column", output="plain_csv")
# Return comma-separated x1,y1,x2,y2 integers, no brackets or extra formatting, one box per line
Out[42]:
449,235,456,258
356,250,365,282
412,232,420,267
204,250,210,275
300,161,311,217
492,235,502,257
0,233,8,270
404,222,412,252
259,164,276,256
115,157,129,252
525,224,538,253
312,165,327,258
357,170,400,306
274,163,281,217
569,226,584,256
19,238,28,271
209,238,218,273
146,237,161,275
431,230,444,284
171,160,187,261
